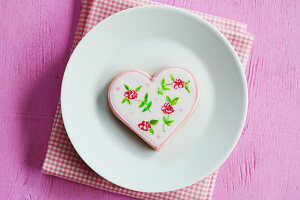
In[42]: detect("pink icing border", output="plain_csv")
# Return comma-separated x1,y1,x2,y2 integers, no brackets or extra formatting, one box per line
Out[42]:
108,66,200,151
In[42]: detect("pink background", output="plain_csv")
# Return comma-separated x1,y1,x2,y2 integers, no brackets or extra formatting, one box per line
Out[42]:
0,0,299,199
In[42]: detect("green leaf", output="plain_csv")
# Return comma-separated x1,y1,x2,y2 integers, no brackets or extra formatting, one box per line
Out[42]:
185,80,190,84
161,79,165,87
141,101,151,112
170,74,175,81
163,116,167,124
149,128,154,134
144,93,148,102
126,98,131,105
149,119,159,125
121,98,127,104
166,96,172,103
185,84,190,93
165,83,171,86
146,101,152,110
157,88,163,95
124,84,129,91
162,78,171,91
166,120,174,126
139,102,146,108
135,86,142,92
171,97,179,106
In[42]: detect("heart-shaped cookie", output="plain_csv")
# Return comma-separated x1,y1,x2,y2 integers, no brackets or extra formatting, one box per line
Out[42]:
108,66,199,151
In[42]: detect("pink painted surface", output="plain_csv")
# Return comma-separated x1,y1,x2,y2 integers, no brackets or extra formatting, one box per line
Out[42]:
0,0,299,200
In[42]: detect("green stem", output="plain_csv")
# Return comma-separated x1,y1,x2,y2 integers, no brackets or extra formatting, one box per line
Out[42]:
163,124,165,132
135,99,143,102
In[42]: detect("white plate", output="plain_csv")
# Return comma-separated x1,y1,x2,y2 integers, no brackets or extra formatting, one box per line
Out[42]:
61,6,247,193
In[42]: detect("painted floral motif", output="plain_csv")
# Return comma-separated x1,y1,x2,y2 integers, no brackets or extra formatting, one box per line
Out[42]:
161,95,179,114
138,119,159,134
160,96,179,132
136,93,152,112
138,120,151,131
157,78,171,95
161,103,174,114
124,90,137,100
157,74,191,95
170,74,191,93
172,79,185,89
122,84,142,105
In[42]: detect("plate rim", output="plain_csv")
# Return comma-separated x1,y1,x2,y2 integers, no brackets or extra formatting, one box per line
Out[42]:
61,5,248,193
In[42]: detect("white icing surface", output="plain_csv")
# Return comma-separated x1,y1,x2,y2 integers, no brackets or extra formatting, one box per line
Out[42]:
108,67,199,150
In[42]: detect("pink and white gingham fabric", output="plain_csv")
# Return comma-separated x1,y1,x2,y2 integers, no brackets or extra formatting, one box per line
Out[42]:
42,0,254,199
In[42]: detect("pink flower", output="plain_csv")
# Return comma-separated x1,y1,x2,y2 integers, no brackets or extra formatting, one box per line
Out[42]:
138,120,151,131
124,90,137,100
161,103,174,114
172,79,185,89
